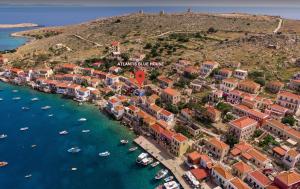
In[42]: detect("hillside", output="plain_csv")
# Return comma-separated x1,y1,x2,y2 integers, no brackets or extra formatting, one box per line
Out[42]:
4,12,300,81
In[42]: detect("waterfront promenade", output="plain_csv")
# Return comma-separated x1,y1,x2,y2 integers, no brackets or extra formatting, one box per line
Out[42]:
134,136,191,189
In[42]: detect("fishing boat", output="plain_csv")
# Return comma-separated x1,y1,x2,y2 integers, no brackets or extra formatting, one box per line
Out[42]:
31,98,39,101
156,181,180,189
141,157,154,166
155,169,168,180
129,147,138,152
164,176,174,182
31,144,37,148
136,153,148,163
0,161,8,167
151,161,160,167
71,167,77,171
67,147,81,153
99,151,110,157
41,106,51,110
48,114,54,117
82,129,90,133
78,118,87,122
12,97,21,100
22,107,30,110
0,134,7,139
120,139,129,144
24,174,32,178
12,90,18,93
59,130,68,135
20,127,29,131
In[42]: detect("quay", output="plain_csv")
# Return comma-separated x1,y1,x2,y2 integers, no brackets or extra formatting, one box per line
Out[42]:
134,136,191,189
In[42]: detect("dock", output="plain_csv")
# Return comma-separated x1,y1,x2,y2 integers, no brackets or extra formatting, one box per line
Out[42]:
134,136,191,189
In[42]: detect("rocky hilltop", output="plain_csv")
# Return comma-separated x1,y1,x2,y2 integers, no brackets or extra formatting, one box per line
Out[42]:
4,12,300,81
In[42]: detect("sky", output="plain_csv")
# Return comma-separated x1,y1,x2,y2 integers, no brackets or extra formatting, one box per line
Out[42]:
1,0,300,7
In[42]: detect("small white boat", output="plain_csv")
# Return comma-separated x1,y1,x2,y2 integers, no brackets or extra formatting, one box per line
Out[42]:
24,174,32,178
141,157,154,166
41,106,51,110
99,151,110,157
136,153,148,163
59,130,68,135
162,181,180,189
31,144,37,148
12,97,21,100
155,169,168,180
67,147,81,153
48,114,54,117
82,129,90,133
78,118,87,122
151,161,160,167
31,98,39,101
0,134,7,139
120,139,129,144
71,167,77,171
164,176,174,182
12,90,18,93
20,127,29,131
22,107,30,110
129,147,138,152
0,161,8,167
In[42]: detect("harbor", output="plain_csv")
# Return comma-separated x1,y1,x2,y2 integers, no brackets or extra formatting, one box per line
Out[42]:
134,136,190,189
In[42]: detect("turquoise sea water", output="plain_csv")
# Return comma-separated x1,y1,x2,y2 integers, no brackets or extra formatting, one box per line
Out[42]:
0,82,164,189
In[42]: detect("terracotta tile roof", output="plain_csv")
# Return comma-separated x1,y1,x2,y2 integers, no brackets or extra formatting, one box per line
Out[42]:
232,161,253,174
230,116,257,129
219,68,232,74
248,170,272,187
199,154,211,163
160,109,173,117
161,128,175,140
223,78,238,84
213,164,234,180
203,60,218,66
270,104,289,112
207,137,229,150
286,149,299,158
150,104,162,113
231,142,253,156
206,106,221,116
173,133,187,142
234,104,269,119
190,168,208,180
187,151,202,162
111,41,120,46
247,148,269,163
241,152,252,160
238,80,260,89
61,63,77,69
265,184,280,189
128,105,139,112
278,90,300,100
230,177,251,189
276,171,300,186
272,146,287,156
158,76,173,84
268,81,284,87
265,119,300,140
163,88,180,96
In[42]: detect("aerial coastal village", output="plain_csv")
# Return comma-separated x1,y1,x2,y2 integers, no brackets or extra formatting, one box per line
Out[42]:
1,12,300,189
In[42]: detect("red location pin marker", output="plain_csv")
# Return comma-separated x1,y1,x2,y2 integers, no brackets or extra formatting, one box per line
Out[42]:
135,70,145,88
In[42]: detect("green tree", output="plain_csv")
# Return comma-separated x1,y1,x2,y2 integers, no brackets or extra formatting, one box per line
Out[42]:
225,133,238,147
149,70,160,80
216,102,233,116
282,115,296,126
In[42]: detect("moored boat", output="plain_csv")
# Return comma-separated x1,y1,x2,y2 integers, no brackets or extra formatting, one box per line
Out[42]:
164,176,174,182
22,107,30,110
136,152,148,163
59,130,68,135
0,98,3,101
120,139,128,144
99,151,110,157
141,157,154,166
31,97,39,101
67,147,81,153
78,118,87,122
41,106,51,110
12,97,21,100
151,161,160,167
0,161,8,167
20,127,29,131
24,174,32,178
0,134,7,139
155,169,168,180
82,129,90,133
129,147,138,152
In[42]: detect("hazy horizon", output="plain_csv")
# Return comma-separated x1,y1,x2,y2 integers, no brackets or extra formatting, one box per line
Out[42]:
1,0,300,7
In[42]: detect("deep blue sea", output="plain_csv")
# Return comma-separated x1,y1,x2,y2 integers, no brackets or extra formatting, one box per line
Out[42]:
0,5,300,189
0,82,165,189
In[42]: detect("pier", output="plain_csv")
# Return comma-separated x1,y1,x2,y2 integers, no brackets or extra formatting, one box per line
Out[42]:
134,136,191,189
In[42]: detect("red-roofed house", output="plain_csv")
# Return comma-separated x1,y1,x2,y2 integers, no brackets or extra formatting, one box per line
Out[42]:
276,91,300,116
221,78,239,93
214,68,232,80
232,161,253,180
190,168,208,181
161,88,181,104
171,133,189,156
211,164,234,188
200,60,219,78
274,170,300,189
282,149,300,169
228,177,251,189
228,117,258,141
232,104,269,125
205,137,229,160
266,81,284,93
157,76,174,89
246,170,272,189
238,80,261,94
187,151,202,165
203,106,221,123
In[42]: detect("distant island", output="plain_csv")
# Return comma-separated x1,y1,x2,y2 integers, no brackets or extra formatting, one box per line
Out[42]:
0,23,39,29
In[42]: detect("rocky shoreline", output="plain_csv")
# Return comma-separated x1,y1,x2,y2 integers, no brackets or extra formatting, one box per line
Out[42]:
0,23,39,29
